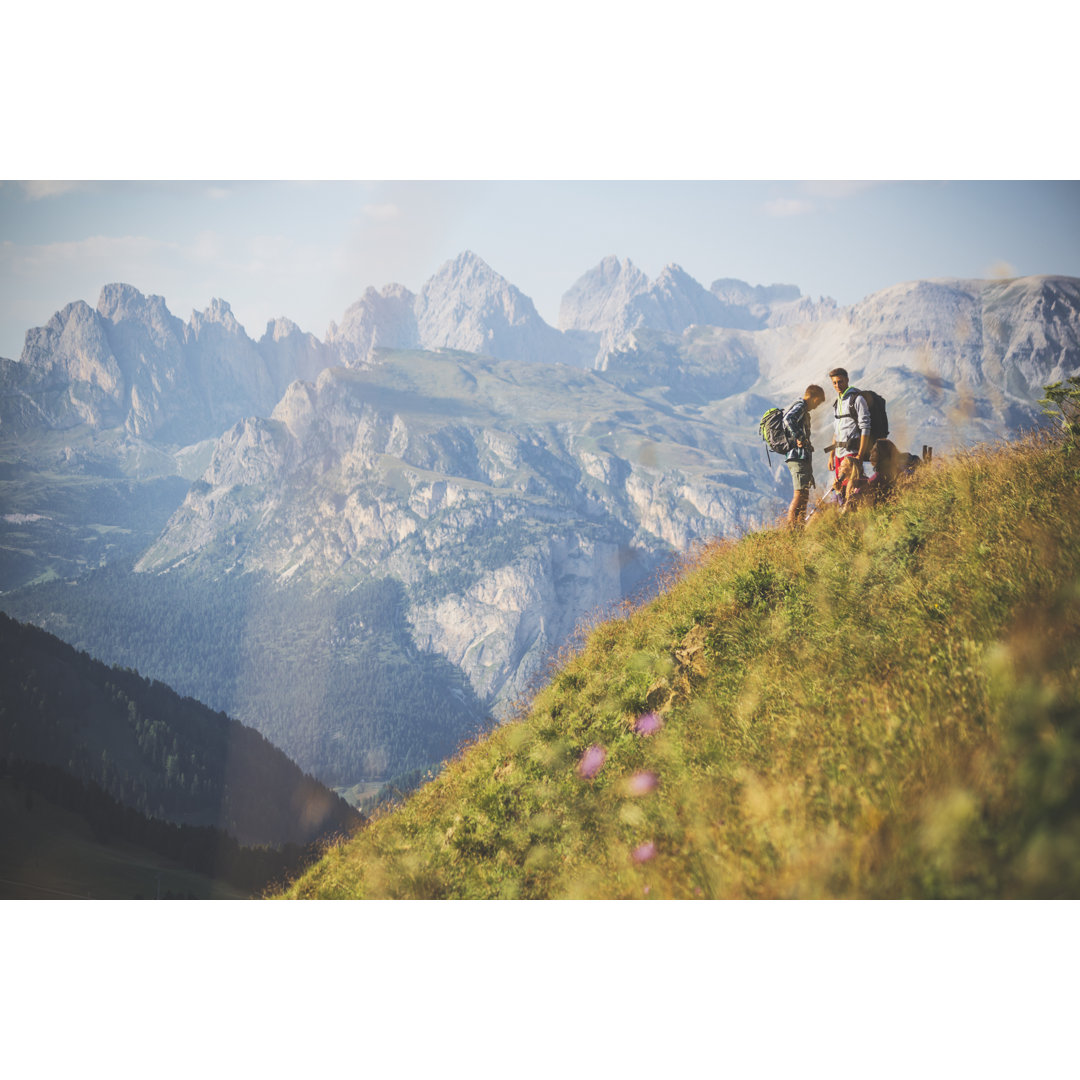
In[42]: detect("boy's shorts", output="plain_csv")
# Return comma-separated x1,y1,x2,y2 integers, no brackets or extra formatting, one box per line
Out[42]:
787,458,815,491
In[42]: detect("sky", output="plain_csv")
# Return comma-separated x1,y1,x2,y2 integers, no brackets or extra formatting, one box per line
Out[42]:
1,179,1078,359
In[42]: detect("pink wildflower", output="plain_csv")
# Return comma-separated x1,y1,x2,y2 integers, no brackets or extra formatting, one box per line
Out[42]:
634,712,662,736
577,744,606,780
632,841,657,864
626,771,659,796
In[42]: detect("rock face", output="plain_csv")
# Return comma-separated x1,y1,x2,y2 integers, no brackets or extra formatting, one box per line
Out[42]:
325,283,419,365
323,255,582,368
136,355,767,709
559,257,835,362
10,299,129,430
414,251,580,365
559,255,651,337
257,317,331,394
1,285,303,444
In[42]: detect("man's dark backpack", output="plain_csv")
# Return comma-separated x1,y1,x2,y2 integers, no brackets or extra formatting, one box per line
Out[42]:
837,389,889,450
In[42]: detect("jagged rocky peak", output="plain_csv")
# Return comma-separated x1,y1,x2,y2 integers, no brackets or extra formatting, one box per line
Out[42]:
19,298,114,375
558,255,649,333
562,259,777,346
264,316,303,342
270,376,321,437
258,317,330,388
327,282,419,365
28,297,98,346
96,282,178,328
417,251,527,325
650,262,723,308
97,282,147,320
415,251,572,364
96,284,188,367
8,299,127,430
616,262,740,337
433,249,506,291
189,297,245,337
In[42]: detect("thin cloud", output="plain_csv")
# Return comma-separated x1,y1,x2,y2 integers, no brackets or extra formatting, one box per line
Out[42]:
361,202,400,222
18,181,91,200
7,234,171,272
187,231,224,262
802,181,883,199
764,197,815,217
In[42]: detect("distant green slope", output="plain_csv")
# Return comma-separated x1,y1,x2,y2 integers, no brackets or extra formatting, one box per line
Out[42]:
0,426,198,592
282,427,1080,899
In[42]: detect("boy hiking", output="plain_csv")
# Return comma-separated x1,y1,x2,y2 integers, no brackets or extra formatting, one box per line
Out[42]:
826,367,872,477
784,384,826,528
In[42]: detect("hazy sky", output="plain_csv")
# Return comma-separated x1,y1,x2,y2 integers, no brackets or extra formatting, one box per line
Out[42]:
1,179,1078,360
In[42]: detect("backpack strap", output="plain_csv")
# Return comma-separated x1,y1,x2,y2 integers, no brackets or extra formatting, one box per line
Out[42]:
834,387,861,420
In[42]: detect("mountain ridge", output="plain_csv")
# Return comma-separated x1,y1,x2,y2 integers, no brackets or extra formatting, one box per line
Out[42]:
0,252,850,440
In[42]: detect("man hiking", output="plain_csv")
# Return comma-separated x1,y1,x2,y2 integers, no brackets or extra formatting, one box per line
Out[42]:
783,384,826,528
826,367,872,478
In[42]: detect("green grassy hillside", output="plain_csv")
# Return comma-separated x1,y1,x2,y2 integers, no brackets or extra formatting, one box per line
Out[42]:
280,425,1080,899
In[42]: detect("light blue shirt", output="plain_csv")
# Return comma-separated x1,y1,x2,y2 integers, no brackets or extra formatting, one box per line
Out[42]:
833,387,871,450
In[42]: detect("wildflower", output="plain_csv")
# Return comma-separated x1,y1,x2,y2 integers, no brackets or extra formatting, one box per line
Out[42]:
632,841,656,864
577,744,606,780
634,712,662,736
626,771,659,796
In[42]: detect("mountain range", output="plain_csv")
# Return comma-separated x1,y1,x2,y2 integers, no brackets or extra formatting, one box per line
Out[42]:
2,251,1079,793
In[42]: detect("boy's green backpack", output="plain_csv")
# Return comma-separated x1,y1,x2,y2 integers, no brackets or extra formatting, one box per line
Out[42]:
759,407,795,456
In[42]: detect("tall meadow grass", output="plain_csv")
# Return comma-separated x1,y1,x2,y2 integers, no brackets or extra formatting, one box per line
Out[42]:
281,428,1080,899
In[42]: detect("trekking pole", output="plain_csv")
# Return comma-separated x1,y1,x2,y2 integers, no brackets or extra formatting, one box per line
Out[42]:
804,473,836,522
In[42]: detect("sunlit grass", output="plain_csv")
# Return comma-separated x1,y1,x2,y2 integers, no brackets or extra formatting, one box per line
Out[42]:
280,428,1080,899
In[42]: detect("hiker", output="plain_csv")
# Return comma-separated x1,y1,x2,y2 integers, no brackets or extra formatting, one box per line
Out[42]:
836,454,869,511
842,453,868,507
826,368,872,480
866,439,899,504
867,439,923,504
783,384,826,528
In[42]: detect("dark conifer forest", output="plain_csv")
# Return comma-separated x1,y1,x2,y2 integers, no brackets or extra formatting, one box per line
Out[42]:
0,612,361,848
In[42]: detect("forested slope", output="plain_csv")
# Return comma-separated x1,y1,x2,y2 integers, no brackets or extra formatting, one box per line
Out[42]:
0,573,489,786
0,614,361,848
